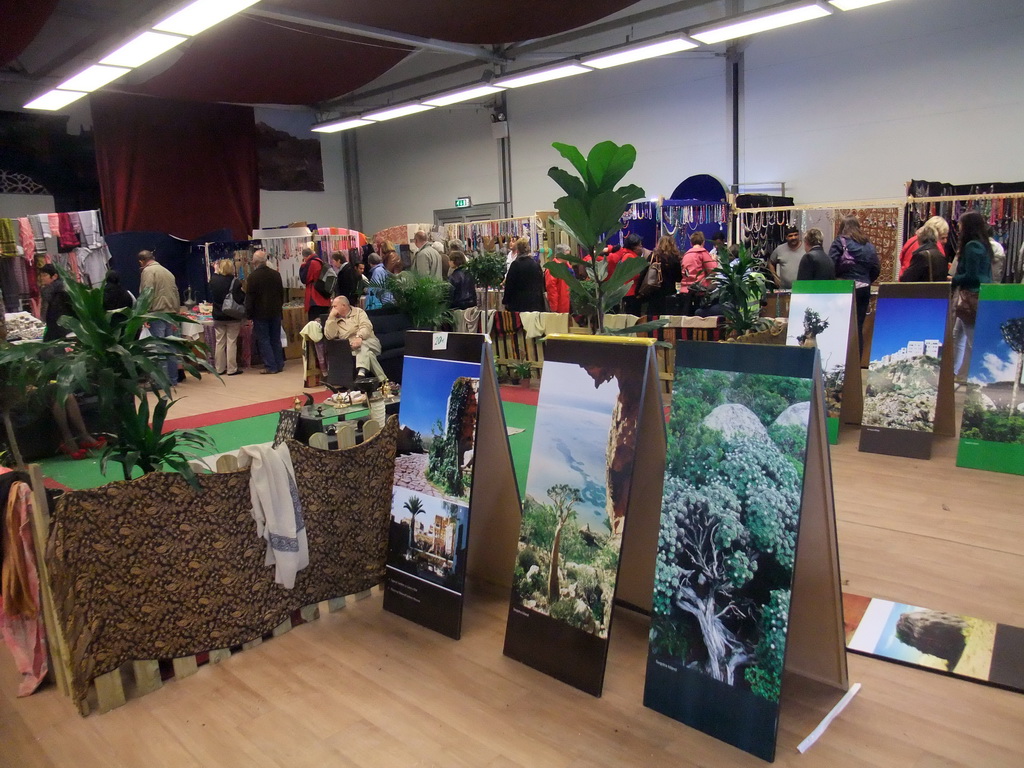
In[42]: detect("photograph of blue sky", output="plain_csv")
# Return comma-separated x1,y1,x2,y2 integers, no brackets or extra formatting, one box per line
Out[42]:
525,361,619,531
968,301,1024,385
398,356,481,436
869,298,950,363
786,292,853,373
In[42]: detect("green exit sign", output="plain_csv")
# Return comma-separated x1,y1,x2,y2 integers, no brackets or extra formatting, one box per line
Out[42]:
454,196,472,208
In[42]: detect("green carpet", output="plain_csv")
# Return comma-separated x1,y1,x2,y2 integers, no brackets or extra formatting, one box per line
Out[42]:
40,400,536,494
38,413,284,490
501,401,537,501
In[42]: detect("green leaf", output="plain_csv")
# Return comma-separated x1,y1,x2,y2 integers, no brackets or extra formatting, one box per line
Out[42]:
616,183,647,205
547,167,587,200
552,196,594,253
586,141,637,192
551,142,588,180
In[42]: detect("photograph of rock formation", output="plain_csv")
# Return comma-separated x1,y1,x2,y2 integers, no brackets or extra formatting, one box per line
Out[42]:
650,367,812,703
863,297,949,432
511,354,646,640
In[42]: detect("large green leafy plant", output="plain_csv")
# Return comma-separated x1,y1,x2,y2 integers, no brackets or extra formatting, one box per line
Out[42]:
383,272,453,330
463,249,506,310
707,246,770,337
544,141,665,335
0,266,216,486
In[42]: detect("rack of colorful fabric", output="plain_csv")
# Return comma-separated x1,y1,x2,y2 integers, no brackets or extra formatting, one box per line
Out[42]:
0,209,109,313
251,226,313,290
735,197,904,280
447,215,543,259
660,198,731,253
906,180,1024,283
314,227,367,259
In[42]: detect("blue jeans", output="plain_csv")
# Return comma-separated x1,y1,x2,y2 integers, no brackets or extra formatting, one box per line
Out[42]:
148,318,180,386
253,317,285,372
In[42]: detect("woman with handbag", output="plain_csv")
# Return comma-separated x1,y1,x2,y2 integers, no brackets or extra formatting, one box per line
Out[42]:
899,221,948,283
641,235,682,315
951,211,994,379
828,216,879,353
210,258,246,376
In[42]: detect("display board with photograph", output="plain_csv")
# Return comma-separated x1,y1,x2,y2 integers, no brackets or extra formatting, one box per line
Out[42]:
644,341,847,762
786,280,859,443
844,593,1024,694
956,284,1024,476
859,283,953,459
383,332,488,639
503,336,657,696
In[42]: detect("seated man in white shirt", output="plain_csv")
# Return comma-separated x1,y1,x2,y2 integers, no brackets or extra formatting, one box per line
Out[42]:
323,295,387,382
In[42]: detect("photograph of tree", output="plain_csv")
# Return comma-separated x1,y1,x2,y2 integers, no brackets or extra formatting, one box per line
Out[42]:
786,285,854,421
960,299,1024,447
649,364,812,702
511,351,646,640
863,297,949,431
388,485,469,592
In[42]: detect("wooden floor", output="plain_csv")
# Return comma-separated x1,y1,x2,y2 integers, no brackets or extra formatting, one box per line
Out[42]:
3,362,1024,768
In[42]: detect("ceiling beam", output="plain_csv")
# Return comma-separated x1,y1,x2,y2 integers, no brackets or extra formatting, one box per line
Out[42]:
245,5,507,64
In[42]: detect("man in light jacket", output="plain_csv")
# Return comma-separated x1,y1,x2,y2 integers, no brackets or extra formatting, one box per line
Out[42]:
324,295,387,382
137,249,181,384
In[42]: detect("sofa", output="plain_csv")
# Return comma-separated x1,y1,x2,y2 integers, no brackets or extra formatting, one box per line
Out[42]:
323,307,412,386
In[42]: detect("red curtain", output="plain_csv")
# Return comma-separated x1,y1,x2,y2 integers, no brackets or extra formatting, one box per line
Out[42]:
92,92,259,240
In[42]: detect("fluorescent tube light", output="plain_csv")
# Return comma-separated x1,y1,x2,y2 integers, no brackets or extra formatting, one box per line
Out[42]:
423,85,505,107
312,118,373,133
56,64,131,92
100,30,188,67
362,103,435,121
830,0,895,9
153,0,261,36
583,37,699,69
692,2,832,45
494,63,592,89
24,89,89,111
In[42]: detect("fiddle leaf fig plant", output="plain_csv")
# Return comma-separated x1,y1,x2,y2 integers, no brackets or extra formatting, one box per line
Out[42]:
544,140,666,336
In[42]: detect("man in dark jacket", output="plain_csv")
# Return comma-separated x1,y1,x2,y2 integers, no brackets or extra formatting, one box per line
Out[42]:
244,249,286,374
796,229,836,281
38,264,74,341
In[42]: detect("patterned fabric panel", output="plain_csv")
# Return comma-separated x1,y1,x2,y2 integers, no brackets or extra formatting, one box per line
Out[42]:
46,416,398,706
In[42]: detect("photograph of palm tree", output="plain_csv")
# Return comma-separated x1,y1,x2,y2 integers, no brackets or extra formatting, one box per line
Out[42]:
388,485,468,592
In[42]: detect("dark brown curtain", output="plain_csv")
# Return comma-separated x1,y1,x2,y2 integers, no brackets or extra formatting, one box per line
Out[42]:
92,92,258,239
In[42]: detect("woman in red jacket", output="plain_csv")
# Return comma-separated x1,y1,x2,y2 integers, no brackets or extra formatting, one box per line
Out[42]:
544,244,572,313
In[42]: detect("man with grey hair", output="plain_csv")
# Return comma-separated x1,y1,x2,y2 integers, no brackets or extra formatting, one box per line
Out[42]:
411,230,443,279
324,295,387,381
244,249,286,374
137,249,181,383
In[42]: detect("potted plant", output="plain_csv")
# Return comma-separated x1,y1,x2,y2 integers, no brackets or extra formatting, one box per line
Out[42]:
382,272,453,330
0,266,217,487
707,246,775,341
463,249,506,311
543,140,667,337
507,359,534,387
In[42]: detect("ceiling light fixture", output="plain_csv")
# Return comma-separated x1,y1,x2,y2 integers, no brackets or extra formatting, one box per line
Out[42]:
691,1,832,45
583,36,699,69
100,30,188,67
153,0,261,37
312,118,374,133
494,63,592,89
362,103,435,121
55,64,132,92
24,89,89,111
829,0,895,10
423,84,506,107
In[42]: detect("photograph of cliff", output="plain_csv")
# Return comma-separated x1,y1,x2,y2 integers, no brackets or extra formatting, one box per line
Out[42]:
863,297,949,432
960,301,1024,447
787,288,853,420
511,351,647,640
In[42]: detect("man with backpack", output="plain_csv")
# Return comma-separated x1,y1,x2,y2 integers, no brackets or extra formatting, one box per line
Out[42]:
299,246,331,322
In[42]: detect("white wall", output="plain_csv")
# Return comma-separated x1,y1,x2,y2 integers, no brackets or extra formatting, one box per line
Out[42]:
507,53,730,215
349,0,1024,225
357,105,500,235
741,0,1024,202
